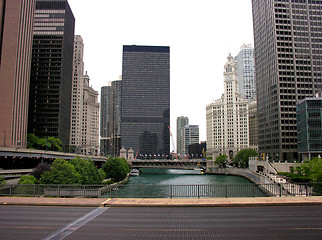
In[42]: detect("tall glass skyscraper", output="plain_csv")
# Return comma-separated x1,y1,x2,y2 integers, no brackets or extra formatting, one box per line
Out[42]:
252,0,322,161
121,45,170,157
28,0,75,147
235,44,256,102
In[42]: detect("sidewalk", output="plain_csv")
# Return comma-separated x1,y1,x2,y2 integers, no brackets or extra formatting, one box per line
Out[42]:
1,196,322,207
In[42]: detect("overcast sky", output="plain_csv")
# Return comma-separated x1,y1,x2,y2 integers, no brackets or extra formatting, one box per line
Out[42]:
67,0,254,150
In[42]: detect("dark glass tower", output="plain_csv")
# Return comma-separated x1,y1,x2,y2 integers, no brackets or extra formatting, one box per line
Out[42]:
252,0,322,161
121,45,170,157
28,0,75,147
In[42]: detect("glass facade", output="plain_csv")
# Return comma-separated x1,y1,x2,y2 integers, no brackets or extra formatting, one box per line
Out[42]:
297,97,322,160
28,0,75,146
121,45,170,156
235,44,256,102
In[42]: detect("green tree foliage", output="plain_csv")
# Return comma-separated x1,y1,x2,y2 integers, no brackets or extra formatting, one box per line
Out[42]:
98,168,106,181
32,163,51,180
27,134,62,152
233,149,258,168
279,158,322,183
69,157,101,184
18,175,38,184
41,158,80,184
0,176,6,184
215,154,228,168
102,157,130,182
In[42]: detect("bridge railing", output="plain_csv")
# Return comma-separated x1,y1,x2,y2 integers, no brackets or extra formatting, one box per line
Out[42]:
1,183,321,198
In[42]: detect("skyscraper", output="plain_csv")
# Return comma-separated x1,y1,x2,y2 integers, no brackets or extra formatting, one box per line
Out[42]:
176,116,189,155
297,97,322,161
252,0,322,161
121,45,170,156
81,73,99,156
235,44,256,102
180,125,199,156
206,54,249,159
0,0,36,148
70,35,84,152
28,0,75,147
100,79,122,156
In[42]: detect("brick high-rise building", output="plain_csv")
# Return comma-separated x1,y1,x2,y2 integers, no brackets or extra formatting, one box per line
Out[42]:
252,0,322,161
28,0,75,147
0,0,36,148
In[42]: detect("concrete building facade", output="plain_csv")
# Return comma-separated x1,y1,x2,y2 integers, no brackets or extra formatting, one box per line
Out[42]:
180,125,199,156
248,101,258,151
176,116,189,155
69,35,84,153
100,79,122,157
0,0,36,148
252,0,322,161
206,54,249,159
81,73,99,156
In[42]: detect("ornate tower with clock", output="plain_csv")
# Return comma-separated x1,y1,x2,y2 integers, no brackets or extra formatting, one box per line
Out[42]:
206,53,249,159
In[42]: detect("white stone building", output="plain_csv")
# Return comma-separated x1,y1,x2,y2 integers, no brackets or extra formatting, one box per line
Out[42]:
206,54,249,159
70,35,84,153
81,73,100,156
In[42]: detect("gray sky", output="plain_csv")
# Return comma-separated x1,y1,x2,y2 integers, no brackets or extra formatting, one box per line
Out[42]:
68,0,254,150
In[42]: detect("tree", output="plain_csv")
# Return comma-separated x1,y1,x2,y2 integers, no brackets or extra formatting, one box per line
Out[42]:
47,137,63,152
41,158,80,184
27,134,63,152
215,154,228,168
300,157,322,182
32,163,51,180
233,149,258,168
102,157,130,182
69,157,101,184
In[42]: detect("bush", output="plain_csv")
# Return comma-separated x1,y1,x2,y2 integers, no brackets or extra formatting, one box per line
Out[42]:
0,176,6,184
19,175,38,184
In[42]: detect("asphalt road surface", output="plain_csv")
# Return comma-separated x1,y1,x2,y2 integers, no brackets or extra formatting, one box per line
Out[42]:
0,205,321,239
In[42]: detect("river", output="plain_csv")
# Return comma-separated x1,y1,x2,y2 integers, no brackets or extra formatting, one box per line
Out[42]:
128,168,253,185
109,169,265,198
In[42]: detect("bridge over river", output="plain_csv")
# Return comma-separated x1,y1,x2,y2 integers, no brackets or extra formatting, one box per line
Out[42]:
129,159,207,170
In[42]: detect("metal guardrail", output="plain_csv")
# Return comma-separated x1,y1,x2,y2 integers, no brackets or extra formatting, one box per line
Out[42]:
0,183,321,198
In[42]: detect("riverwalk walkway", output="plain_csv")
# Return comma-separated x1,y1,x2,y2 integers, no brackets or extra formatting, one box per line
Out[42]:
1,196,322,207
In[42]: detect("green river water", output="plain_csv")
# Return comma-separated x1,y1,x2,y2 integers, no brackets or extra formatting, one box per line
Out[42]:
127,168,252,185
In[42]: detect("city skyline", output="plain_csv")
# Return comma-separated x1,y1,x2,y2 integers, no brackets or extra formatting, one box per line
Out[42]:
67,0,254,145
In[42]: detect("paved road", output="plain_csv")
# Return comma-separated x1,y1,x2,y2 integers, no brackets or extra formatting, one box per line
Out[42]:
0,205,321,240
